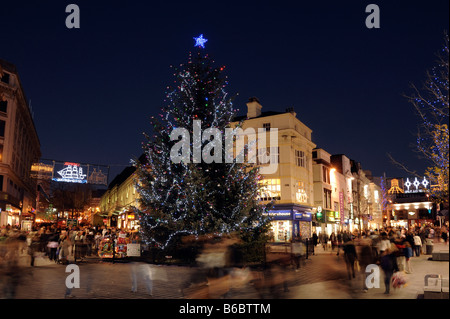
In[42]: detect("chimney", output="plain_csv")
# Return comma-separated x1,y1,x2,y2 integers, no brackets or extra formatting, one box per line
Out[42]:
246,97,262,119
286,107,296,117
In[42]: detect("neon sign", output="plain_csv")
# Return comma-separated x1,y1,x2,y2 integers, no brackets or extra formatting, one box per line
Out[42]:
404,177,429,193
53,162,87,184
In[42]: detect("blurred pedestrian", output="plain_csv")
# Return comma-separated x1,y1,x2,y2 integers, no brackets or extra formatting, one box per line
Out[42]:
441,228,448,245
413,233,422,257
47,233,59,262
358,237,374,292
377,233,390,256
58,235,71,264
343,240,357,280
336,231,343,256
130,262,153,296
380,244,399,295
404,242,413,274
291,236,304,270
321,233,328,251
330,232,337,254
28,233,41,267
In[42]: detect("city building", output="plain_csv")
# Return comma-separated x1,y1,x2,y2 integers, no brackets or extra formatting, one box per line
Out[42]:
349,160,383,232
312,148,334,236
386,176,435,229
99,163,142,230
0,59,41,229
232,98,316,242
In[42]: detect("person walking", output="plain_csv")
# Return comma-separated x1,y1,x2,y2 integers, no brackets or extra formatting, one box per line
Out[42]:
47,232,59,262
28,232,41,267
404,242,413,274
343,240,358,280
336,231,343,256
441,227,448,245
358,236,374,292
413,233,422,257
380,244,399,295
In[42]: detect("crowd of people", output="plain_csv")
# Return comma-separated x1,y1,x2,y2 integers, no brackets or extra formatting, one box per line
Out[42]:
311,224,449,294
0,224,140,266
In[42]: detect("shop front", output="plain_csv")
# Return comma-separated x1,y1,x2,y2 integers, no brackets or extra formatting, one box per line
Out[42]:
325,210,340,236
118,211,139,230
0,204,22,228
264,205,312,242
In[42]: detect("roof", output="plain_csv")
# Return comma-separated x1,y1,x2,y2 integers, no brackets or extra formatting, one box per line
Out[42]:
233,111,286,122
106,153,147,190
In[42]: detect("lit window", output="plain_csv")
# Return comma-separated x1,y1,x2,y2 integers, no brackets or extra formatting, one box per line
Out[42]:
296,181,308,203
258,179,281,201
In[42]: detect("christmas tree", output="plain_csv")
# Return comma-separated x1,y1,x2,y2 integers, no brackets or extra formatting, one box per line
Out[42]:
134,39,271,254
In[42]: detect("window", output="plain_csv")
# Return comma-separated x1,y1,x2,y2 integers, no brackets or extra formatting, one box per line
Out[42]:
1,73,10,84
258,179,281,201
296,181,308,203
0,100,7,113
295,150,305,167
0,175,3,191
324,188,332,209
257,146,279,165
0,120,5,138
322,166,330,184
364,185,369,199
262,123,271,131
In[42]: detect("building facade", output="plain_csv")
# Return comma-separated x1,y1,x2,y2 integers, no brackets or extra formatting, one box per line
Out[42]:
349,161,383,232
0,59,41,229
99,165,140,230
386,176,435,229
232,98,316,241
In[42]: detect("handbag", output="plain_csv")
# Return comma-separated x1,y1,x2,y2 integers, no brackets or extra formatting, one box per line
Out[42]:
392,272,407,288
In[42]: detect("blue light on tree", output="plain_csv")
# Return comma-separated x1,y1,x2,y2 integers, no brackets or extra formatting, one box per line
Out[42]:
193,34,208,48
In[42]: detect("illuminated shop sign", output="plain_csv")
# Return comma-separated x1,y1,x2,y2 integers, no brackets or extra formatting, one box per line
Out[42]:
294,211,312,221
264,210,292,217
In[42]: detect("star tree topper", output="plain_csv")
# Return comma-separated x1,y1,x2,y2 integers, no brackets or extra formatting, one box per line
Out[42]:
193,34,208,48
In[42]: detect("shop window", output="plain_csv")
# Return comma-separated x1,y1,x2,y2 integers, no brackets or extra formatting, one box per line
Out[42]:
269,220,292,242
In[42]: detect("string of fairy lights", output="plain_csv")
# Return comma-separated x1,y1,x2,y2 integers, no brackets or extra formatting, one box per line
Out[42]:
133,35,270,249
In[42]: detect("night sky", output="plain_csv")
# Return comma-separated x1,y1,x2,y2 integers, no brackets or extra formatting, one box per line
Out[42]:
1,0,448,184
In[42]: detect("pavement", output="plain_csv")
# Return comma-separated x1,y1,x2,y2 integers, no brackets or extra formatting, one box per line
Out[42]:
1,239,448,300
296,239,449,299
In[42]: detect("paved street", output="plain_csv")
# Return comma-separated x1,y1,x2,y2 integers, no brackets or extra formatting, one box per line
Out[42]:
2,239,448,300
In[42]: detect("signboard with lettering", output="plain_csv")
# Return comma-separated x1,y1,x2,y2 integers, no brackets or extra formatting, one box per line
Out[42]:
294,211,312,221
126,244,141,257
